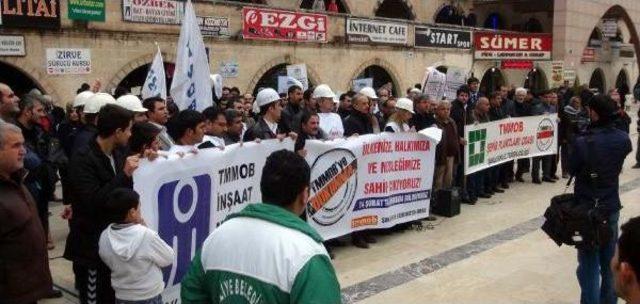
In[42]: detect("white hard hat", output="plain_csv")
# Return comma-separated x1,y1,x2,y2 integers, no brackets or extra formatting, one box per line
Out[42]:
210,74,223,99
116,94,147,113
255,88,281,112
287,77,304,90
73,91,95,108
395,98,415,114
84,93,116,114
313,84,335,99
359,87,378,99
410,88,422,94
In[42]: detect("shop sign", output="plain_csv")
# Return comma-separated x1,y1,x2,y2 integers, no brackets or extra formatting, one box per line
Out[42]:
46,48,92,75
0,35,25,56
474,32,552,60
346,18,407,45
582,47,596,62
122,0,184,25
414,26,471,49
68,0,105,22
0,0,60,29
563,69,576,86
197,16,230,38
242,7,327,43
550,61,564,87
500,60,533,70
601,19,617,38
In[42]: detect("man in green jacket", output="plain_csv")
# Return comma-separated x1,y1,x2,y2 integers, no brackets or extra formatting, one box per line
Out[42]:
181,150,341,303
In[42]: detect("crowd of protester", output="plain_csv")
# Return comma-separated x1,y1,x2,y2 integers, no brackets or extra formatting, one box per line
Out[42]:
0,73,638,304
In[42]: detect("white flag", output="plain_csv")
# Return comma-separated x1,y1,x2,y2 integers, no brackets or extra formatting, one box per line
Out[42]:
170,0,212,111
141,47,167,100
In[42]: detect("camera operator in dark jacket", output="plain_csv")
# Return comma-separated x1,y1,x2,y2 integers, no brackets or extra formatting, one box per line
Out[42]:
570,94,632,304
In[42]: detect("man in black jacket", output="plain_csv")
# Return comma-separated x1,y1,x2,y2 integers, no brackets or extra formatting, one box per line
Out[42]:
243,88,295,141
343,93,374,137
410,93,437,131
65,104,139,304
450,86,474,202
281,85,303,133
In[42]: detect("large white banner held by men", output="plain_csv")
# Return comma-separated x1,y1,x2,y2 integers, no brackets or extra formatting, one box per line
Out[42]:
464,114,558,175
304,130,440,240
134,139,294,302
171,0,212,111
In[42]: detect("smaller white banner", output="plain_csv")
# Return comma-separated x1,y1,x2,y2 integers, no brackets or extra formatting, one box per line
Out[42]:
0,35,25,56
352,78,373,92
287,64,309,90
422,67,446,101
444,67,467,100
46,48,91,75
464,114,558,175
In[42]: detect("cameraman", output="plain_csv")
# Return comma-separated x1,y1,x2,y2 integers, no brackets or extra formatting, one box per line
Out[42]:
570,95,632,304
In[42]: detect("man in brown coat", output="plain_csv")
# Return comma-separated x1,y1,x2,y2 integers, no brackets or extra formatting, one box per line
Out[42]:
0,120,59,303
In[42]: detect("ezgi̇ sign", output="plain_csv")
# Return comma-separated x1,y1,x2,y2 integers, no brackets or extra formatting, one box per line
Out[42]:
0,0,60,29
474,32,552,60
68,0,105,22
122,0,184,25
242,7,327,43
414,26,471,49
346,18,407,45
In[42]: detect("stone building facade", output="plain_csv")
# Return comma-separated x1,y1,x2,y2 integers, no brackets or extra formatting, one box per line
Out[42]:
0,0,638,105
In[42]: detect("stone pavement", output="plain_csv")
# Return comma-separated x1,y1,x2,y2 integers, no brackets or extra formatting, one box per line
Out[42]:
43,109,640,304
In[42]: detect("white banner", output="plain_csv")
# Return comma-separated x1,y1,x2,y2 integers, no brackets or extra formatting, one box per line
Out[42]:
134,139,294,303
286,64,309,90
45,48,91,75
304,130,440,240
352,78,373,92
141,47,167,100
422,67,446,101
464,114,558,175
346,18,408,45
444,67,467,100
122,0,184,25
171,0,213,112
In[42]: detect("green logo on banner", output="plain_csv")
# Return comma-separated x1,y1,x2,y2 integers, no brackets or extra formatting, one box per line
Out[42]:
68,0,105,22
468,128,487,167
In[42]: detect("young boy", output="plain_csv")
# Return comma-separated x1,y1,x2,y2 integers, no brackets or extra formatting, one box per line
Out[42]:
99,188,174,304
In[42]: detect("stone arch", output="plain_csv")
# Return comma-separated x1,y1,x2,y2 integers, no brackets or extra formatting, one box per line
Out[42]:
373,0,416,20
615,68,630,92
0,58,58,103
589,68,606,94
525,67,549,92
433,4,465,26
105,52,176,94
583,5,640,65
349,57,402,95
246,55,322,95
297,0,351,13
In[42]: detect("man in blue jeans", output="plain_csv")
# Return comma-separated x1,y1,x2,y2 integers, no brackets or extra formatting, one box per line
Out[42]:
570,95,632,304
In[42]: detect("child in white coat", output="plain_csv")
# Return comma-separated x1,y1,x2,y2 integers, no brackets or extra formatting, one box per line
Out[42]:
99,188,174,304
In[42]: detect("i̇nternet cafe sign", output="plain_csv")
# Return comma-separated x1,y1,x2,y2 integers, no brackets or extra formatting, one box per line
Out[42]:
346,18,407,45
474,32,552,60
242,7,327,43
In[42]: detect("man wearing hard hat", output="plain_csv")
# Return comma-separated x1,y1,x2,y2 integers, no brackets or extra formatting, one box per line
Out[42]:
243,88,296,141
116,94,148,123
314,84,344,139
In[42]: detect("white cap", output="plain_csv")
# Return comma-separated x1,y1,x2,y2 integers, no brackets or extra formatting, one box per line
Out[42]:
73,91,95,108
395,98,415,114
210,74,223,99
410,88,421,94
359,87,378,99
116,94,147,113
84,93,116,114
287,77,304,90
312,84,335,99
255,88,281,113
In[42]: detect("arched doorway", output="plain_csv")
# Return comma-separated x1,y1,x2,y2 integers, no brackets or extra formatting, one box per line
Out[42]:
252,63,316,96
483,12,505,30
300,0,348,13
589,68,606,94
524,68,548,93
479,68,504,95
117,62,175,98
356,65,398,96
615,69,630,97
374,0,415,20
588,28,603,48
0,61,43,97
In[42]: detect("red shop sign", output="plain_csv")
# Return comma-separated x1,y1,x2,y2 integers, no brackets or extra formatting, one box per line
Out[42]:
581,47,596,62
501,60,534,70
242,7,328,43
474,32,552,60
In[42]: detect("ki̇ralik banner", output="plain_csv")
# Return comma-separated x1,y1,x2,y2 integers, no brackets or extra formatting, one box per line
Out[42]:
304,129,441,240
134,139,294,303
464,114,558,175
